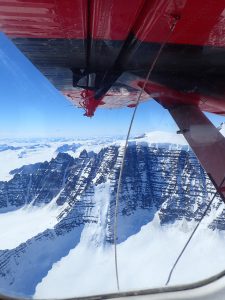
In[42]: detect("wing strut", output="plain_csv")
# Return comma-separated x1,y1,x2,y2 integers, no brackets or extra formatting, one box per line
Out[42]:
169,105,225,202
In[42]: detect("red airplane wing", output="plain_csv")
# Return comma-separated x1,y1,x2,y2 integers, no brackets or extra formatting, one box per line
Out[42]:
0,0,224,116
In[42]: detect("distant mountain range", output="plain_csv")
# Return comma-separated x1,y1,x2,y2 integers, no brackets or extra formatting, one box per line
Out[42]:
0,133,224,298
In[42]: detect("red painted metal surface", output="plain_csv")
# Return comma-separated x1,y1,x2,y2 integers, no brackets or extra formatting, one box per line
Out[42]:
139,81,225,116
133,0,225,47
79,90,104,117
1,0,224,46
169,0,225,47
90,0,144,40
0,0,87,38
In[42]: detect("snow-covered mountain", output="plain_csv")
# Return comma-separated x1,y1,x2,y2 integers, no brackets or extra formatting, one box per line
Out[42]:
0,132,225,299
0,136,123,181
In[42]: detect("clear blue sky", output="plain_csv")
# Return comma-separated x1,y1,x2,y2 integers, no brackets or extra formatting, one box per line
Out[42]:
0,32,224,139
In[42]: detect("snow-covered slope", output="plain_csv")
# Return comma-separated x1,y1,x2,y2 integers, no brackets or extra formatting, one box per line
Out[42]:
35,216,225,299
0,139,63,181
132,131,188,146
0,204,61,250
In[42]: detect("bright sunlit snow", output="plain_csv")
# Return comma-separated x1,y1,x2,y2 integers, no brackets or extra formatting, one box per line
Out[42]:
34,180,225,299
0,141,60,181
134,131,188,145
34,215,225,299
0,204,60,250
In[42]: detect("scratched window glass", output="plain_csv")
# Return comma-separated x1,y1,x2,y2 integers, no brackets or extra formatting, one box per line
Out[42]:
0,1,225,299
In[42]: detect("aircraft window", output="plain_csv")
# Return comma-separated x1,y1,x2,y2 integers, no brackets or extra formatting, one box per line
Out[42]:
0,4,225,299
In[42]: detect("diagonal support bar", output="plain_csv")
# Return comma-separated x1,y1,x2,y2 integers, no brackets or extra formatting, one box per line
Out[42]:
169,105,225,201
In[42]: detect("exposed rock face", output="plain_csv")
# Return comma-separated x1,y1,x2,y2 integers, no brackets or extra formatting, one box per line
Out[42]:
0,153,74,210
0,142,223,297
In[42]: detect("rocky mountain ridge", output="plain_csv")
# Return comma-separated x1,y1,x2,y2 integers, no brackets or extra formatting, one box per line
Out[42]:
0,141,224,297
